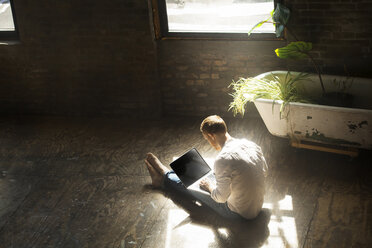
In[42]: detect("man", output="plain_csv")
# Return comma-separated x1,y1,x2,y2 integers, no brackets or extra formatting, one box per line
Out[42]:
144,115,268,220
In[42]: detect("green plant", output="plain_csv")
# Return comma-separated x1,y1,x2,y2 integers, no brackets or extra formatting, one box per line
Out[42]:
331,65,354,93
332,77,353,94
275,42,326,94
248,2,290,38
229,72,311,117
248,3,326,95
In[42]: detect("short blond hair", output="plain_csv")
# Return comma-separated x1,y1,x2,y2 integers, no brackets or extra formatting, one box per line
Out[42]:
200,115,227,134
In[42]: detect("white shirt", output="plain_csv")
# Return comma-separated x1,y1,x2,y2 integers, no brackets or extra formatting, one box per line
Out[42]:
211,138,268,219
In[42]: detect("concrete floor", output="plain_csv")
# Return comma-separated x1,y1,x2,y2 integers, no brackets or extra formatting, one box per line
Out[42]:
0,115,371,248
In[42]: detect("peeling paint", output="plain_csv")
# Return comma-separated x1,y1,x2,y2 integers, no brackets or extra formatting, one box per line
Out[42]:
307,116,312,120
347,121,368,133
358,121,368,128
305,131,361,146
348,124,357,130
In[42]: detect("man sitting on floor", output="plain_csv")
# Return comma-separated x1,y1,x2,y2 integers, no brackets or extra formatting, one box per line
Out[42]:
144,115,268,220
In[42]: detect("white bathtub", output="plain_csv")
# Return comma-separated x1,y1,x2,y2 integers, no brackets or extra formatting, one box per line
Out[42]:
253,71,372,150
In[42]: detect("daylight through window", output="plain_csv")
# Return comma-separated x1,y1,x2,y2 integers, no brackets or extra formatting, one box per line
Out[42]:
0,0,15,31
161,0,275,36
0,0,18,41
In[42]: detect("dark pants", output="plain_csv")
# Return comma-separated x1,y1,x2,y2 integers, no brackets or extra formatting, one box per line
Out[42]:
163,171,243,221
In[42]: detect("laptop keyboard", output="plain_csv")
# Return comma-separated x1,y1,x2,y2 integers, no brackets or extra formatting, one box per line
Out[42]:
206,173,216,182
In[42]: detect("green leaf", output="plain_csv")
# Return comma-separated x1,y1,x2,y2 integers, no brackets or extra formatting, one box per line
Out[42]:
272,3,291,26
275,41,313,59
247,3,291,37
248,20,267,36
275,24,285,38
228,72,312,117
247,15,272,36
272,3,291,37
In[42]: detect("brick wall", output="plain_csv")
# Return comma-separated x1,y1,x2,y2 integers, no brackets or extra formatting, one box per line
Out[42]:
158,0,372,117
288,0,372,76
158,40,287,117
0,0,161,117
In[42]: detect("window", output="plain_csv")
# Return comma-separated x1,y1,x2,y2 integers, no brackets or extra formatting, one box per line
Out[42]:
0,0,18,40
154,0,276,39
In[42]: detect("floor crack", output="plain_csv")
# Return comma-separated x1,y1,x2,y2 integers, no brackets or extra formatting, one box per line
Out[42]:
138,195,169,248
301,178,324,248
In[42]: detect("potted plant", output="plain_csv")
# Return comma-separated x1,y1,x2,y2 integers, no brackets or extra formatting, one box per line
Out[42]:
229,71,311,118
229,3,372,152
250,3,357,107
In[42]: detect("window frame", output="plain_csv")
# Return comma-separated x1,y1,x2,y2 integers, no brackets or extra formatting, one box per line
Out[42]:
0,0,19,41
152,0,282,40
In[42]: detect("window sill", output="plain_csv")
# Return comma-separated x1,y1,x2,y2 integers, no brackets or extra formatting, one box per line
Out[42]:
0,40,21,45
157,32,283,41
158,36,284,41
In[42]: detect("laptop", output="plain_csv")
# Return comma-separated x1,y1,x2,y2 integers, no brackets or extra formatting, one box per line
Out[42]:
170,148,216,193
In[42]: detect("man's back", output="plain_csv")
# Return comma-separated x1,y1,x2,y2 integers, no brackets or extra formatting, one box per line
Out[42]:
211,138,268,219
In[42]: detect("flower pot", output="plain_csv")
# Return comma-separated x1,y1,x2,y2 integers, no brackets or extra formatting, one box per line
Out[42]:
253,71,372,150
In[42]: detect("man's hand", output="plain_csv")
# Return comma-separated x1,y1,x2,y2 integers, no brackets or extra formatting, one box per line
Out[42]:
199,178,215,193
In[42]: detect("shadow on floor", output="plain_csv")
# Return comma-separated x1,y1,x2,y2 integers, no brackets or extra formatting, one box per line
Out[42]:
147,185,271,248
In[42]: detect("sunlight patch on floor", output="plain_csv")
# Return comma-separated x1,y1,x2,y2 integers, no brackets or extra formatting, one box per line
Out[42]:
164,192,299,248
165,209,215,248
262,195,299,248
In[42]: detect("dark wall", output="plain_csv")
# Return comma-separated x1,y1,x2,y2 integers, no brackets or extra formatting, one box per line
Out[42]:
158,0,372,117
287,0,372,75
0,0,161,117
158,40,287,117
0,0,371,118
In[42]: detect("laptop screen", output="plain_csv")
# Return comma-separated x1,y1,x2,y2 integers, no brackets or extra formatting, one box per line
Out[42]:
170,148,211,188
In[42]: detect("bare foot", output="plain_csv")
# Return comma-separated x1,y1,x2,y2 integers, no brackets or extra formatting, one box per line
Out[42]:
146,153,170,175
144,159,163,188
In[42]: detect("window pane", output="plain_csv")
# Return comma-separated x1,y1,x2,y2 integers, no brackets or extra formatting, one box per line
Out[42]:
165,0,275,33
0,0,15,31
